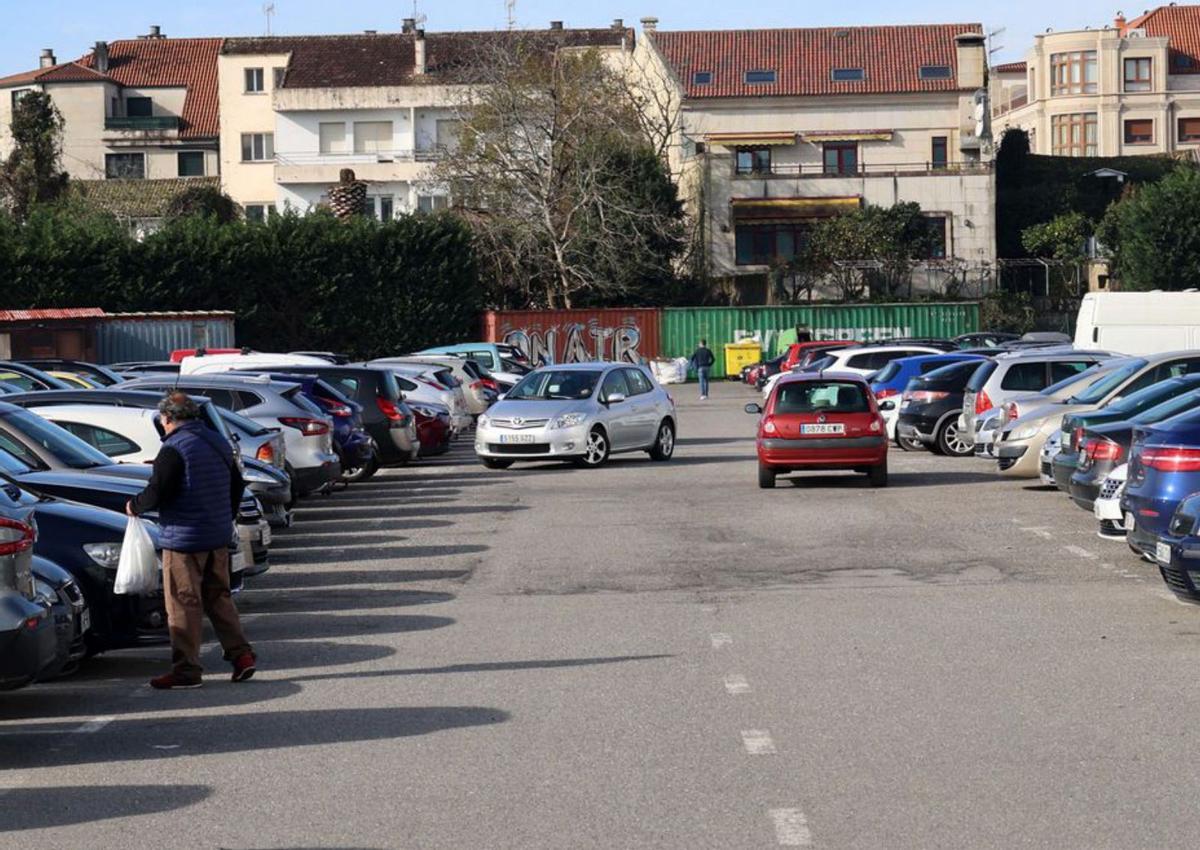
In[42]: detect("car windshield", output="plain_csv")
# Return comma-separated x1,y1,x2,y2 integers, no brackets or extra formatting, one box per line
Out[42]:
4,409,113,469
508,370,601,400
1132,390,1200,425
872,362,902,383
804,355,836,372
221,408,270,436
0,447,31,475
501,358,532,376
1068,360,1147,404
775,381,869,414
1105,378,1187,416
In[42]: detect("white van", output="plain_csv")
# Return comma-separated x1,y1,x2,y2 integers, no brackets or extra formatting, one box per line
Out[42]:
180,352,329,376
1075,291,1200,354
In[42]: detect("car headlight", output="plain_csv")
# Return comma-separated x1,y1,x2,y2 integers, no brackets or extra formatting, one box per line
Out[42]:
83,542,122,569
551,413,587,430
477,414,490,428
1011,423,1043,441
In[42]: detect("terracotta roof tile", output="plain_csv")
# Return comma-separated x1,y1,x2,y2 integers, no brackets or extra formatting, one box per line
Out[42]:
0,61,112,88
73,176,221,219
0,308,106,322
653,23,984,99
993,61,1027,74
1129,5,1200,73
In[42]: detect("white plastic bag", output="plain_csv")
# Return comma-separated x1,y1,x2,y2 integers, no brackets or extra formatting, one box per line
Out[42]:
114,516,158,596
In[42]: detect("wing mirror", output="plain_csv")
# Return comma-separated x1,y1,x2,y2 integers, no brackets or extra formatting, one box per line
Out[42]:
744,403,762,414
878,400,896,411
605,392,627,405
497,393,506,401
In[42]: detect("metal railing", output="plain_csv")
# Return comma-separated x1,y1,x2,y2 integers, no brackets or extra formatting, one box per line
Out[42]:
104,115,180,131
734,160,992,178
274,147,450,167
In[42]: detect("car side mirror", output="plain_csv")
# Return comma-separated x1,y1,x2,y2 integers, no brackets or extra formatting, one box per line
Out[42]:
744,403,762,414
605,392,627,405
497,393,506,401
879,400,895,411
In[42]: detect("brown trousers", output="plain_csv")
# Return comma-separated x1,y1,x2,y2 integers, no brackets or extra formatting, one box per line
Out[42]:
163,548,252,679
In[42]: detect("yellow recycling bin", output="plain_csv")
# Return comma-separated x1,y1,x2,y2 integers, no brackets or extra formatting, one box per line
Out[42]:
723,340,763,380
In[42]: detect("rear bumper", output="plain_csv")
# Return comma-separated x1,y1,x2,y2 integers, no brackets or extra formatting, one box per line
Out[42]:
759,436,887,468
897,412,940,444
292,460,341,493
1052,454,1077,493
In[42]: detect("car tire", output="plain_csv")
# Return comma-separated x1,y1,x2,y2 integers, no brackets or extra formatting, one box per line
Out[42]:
758,463,776,489
648,420,675,461
574,428,610,468
896,433,924,452
868,460,888,487
342,453,380,482
481,458,514,470
935,418,973,457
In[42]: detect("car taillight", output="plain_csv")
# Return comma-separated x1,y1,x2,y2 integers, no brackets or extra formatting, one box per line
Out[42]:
255,443,275,464
279,417,330,437
975,389,992,415
0,518,35,557
1085,440,1124,462
1072,426,1085,451
909,391,949,404
762,417,778,435
481,378,499,392
869,418,882,433
316,397,352,417
1140,447,1200,472
874,388,899,399
376,396,411,427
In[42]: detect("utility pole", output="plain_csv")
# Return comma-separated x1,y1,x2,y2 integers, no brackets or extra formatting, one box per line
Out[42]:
263,2,276,36
506,0,516,30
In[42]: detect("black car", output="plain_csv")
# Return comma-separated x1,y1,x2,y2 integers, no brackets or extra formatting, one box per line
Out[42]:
895,360,982,456
0,516,57,690
753,355,787,390
32,555,88,679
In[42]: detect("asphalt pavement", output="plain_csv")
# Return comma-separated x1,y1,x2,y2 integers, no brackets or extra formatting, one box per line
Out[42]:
3,380,1200,849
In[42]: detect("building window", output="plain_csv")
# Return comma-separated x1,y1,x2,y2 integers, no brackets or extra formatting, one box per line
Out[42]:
273,66,286,88
1124,57,1152,92
125,96,152,117
923,216,948,259
822,142,858,175
105,152,145,179
1051,51,1097,95
1179,117,1200,142
734,223,812,265
1124,118,1153,144
318,122,347,154
240,132,274,162
1051,113,1097,156
177,151,205,177
10,88,32,109
379,197,394,222
243,203,273,223
931,136,948,169
831,68,865,82
244,67,264,93
744,70,776,84
417,195,449,214
1175,53,1195,70
693,71,712,85
353,121,393,154
735,147,771,175
919,65,953,80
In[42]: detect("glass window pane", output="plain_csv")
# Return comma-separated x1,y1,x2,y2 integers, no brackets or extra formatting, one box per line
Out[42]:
319,122,346,154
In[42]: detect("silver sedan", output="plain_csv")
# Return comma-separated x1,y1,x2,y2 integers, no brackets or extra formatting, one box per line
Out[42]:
474,363,677,469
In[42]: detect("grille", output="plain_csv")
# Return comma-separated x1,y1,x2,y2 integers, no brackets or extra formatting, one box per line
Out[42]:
1170,513,1197,536
489,418,549,429
998,456,1018,471
1040,462,1052,476
1099,477,1124,500
1099,519,1126,536
487,443,550,455
1160,563,1191,594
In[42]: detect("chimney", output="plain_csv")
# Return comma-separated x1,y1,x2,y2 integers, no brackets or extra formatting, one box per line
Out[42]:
39,48,56,69
955,32,986,91
414,29,426,75
641,16,658,34
612,18,624,31
549,21,563,30
93,41,109,74
402,17,416,33
1115,11,1128,31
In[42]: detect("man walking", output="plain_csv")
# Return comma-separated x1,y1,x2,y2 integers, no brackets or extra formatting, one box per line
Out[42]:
128,392,256,690
690,339,715,400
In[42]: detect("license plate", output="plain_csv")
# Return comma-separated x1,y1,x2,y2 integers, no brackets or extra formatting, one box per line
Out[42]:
79,608,91,634
801,423,845,435
231,551,247,574
499,433,536,444
260,523,272,547
1157,541,1172,565
1126,511,1136,531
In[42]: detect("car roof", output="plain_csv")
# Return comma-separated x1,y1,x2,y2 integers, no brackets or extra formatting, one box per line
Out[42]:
17,402,154,419
125,375,300,393
530,362,625,371
0,388,215,410
777,370,867,386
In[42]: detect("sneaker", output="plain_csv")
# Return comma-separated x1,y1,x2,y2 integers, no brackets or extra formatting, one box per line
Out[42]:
149,672,202,690
231,652,257,683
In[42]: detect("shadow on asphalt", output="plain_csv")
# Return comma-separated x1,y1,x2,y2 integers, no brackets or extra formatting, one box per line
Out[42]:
676,437,755,446
0,679,303,721
303,490,464,506
269,532,414,548
1,706,510,768
282,517,456,534
287,653,674,683
219,640,396,671
239,588,456,614
244,613,454,642
357,473,512,485
774,470,1001,489
0,785,213,831
271,544,488,565
252,568,471,588
287,505,525,521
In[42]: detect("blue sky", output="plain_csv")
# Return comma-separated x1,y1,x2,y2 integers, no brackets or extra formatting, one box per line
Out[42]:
2,0,1124,76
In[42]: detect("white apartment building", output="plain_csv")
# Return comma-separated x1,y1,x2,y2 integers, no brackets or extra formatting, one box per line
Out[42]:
635,19,995,297
993,5,1200,157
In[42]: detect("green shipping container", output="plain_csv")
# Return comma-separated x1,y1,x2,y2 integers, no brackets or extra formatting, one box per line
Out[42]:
662,303,980,378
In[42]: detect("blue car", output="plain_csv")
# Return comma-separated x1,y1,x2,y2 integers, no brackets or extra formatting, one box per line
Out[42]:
1122,405,1200,560
1151,491,1200,601
870,353,987,444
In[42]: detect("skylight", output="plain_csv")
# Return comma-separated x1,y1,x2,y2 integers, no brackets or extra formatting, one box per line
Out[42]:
919,64,953,80
831,68,865,82
693,71,713,85
744,70,777,84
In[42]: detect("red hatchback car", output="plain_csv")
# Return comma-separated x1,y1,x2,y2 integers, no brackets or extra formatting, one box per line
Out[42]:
747,372,889,488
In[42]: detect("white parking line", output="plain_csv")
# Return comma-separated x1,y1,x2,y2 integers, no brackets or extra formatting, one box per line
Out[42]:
1064,545,1098,559
769,808,813,846
724,674,751,695
710,633,733,648
741,729,777,755
1019,527,1054,540
72,716,116,734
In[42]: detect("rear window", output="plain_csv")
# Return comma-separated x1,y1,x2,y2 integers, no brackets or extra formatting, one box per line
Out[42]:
775,382,869,414
283,387,324,416
1049,360,1092,383
1000,362,1046,391
1134,390,1200,424
314,379,352,405
221,408,270,436
377,371,401,402
921,360,980,387
873,362,902,383
920,359,960,374
966,361,997,392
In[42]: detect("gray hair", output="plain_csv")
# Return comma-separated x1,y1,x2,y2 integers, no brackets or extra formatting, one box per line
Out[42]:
158,391,201,423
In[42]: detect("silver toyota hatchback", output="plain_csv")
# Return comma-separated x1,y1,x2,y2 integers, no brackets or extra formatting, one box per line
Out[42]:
474,362,676,469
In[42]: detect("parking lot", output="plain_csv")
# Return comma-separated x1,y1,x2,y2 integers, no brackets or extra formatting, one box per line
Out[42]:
4,379,1200,849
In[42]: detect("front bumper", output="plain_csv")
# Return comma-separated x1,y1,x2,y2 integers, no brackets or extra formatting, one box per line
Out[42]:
997,435,1047,478
475,422,588,460
1152,531,1200,601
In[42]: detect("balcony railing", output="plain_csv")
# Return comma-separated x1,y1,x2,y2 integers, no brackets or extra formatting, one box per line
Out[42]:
992,94,1029,117
275,148,450,166
734,160,992,178
104,115,180,131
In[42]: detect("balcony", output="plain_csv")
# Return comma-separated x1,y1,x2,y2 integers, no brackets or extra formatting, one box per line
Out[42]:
274,149,435,185
733,161,993,179
104,115,180,132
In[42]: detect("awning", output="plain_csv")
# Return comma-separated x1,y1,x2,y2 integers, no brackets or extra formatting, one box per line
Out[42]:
705,132,797,147
800,130,894,142
731,197,861,222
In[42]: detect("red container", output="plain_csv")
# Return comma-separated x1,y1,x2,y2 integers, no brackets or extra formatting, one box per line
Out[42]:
481,308,662,366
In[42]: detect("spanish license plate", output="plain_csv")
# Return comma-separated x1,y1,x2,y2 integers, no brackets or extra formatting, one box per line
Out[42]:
1125,511,1136,531
499,433,536,444
1157,541,1172,565
801,423,845,435
79,608,91,634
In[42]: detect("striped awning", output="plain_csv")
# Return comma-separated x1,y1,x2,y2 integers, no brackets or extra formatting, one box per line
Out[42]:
731,197,861,222
705,132,797,147
800,130,894,142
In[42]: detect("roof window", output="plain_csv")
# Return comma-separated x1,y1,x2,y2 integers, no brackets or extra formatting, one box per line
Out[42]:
744,69,777,84
831,68,865,82
919,64,953,80
693,71,712,85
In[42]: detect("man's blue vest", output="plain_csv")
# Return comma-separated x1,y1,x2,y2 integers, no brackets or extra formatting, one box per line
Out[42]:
159,421,235,553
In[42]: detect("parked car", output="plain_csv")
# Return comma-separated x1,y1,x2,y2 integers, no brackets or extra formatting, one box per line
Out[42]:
872,353,987,444
782,341,857,372
747,372,888,488
31,556,88,680
109,361,181,375
21,359,125,386
0,361,74,391
1093,463,1129,540
47,371,105,389
412,401,454,456
1039,430,1063,485
763,343,948,397
1151,490,1200,601
369,362,472,431
1122,405,1200,560
895,359,985,456
218,407,288,472
476,363,675,469
419,343,532,381
0,517,56,690
375,356,497,415
953,332,1021,349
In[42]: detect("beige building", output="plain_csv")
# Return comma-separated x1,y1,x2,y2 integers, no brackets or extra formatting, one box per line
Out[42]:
993,5,1200,157
635,20,996,297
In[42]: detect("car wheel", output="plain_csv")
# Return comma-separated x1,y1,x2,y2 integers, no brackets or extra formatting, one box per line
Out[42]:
936,418,973,457
574,428,610,468
758,463,776,489
648,420,675,461
342,453,379,482
868,460,889,487
896,434,924,452
481,458,514,470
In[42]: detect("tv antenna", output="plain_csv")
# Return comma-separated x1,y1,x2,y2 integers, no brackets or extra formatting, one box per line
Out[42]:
505,0,516,30
411,0,427,30
263,2,276,36
987,26,1006,61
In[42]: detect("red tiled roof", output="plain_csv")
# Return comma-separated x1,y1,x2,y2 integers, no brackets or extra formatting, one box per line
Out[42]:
0,61,112,88
653,23,984,98
0,308,106,322
993,61,1026,74
1129,5,1200,73
80,38,222,138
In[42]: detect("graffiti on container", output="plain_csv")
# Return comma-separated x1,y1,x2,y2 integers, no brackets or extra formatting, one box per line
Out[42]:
502,321,644,365
732,326,915,352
